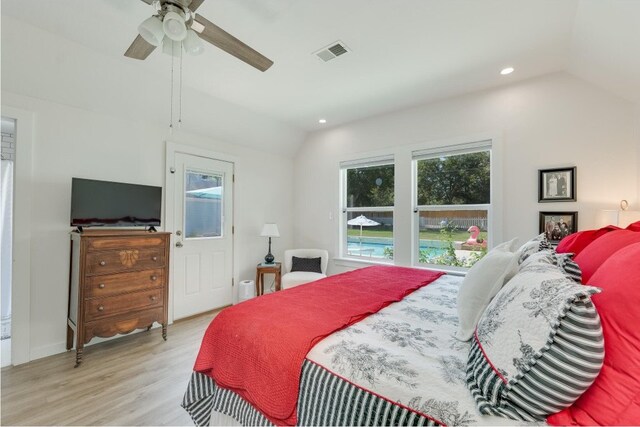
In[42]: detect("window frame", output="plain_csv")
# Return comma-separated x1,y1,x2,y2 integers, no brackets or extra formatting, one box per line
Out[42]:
411,140,494,271
339,156,395,261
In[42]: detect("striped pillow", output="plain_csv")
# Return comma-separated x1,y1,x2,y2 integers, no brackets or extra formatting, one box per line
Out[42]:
466,260,604,421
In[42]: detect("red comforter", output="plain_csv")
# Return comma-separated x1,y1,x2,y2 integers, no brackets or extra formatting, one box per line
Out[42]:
193,265,444,425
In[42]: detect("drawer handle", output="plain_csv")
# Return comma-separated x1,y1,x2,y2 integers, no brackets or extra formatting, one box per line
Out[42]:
98,283,105,289
98,305,105,311
150,296,157,302
152,256,158,261
151,275,158,281
99,261,106,266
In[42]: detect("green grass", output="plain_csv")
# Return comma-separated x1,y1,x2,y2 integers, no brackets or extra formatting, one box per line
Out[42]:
347,228,486,242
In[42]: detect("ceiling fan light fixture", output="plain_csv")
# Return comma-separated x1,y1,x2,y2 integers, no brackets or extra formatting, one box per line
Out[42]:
138,15,164,46
163,11,188,41
162,36,182,58
183,30,204,56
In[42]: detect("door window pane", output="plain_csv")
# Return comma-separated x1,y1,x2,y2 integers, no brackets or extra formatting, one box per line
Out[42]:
346,211,394,260
417,209,488,267
185,171,223,238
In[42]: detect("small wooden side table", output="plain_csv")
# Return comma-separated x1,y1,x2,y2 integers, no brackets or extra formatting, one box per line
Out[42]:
255,262,281,296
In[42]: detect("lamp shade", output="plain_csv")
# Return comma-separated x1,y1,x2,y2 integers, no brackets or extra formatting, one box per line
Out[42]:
183,29,204,56
260,223,280,238
620,211,640,228
162,36,181,57
597,209,640,228
163,11,188,41
138,16,164,46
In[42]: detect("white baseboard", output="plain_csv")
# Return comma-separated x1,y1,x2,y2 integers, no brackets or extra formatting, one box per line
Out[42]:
28,322,171,363
29,341,67,362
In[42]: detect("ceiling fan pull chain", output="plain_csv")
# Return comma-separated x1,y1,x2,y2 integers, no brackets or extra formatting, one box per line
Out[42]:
169,40,175,134
178,42,183,128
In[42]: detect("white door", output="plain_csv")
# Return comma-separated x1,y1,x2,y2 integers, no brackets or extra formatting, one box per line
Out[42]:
172,153,234,319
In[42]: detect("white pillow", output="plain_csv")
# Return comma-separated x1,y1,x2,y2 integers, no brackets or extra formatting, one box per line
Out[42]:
455,238,518,341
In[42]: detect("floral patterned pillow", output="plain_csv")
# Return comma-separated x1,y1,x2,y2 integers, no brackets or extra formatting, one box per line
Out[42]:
466,258,604,421
515,233,554,264
519,249,582,283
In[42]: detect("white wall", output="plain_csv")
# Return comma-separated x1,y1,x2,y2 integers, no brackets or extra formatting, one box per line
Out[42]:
637,105,640,204
2,92,295,360
294,73,639,274
1,15,302,361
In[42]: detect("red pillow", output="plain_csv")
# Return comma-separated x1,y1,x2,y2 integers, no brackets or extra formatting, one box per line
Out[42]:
547,242,640,426
627,221,640,232
574,230,640,283
556,225,619,256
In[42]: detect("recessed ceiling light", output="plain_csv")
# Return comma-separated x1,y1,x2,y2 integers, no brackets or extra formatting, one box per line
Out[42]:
500,67,514,75
318,119,327,124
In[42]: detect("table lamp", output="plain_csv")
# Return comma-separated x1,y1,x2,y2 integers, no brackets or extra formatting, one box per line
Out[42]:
260,223,280,264
597,200,640,228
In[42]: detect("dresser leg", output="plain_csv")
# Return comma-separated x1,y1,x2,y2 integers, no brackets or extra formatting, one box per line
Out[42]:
66,325,74,351
74,347,83,368
162,324,167,341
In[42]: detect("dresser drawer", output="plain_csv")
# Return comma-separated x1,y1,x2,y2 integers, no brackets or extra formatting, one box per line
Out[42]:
85,248,165,275
84,269,164,298
84,288,164,321
86,235,167,252
83,308,165,344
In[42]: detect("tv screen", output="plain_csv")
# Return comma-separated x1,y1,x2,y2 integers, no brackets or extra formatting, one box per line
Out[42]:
70,178,162,227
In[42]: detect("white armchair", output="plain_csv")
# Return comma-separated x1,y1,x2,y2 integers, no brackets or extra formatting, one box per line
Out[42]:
281,249,329,290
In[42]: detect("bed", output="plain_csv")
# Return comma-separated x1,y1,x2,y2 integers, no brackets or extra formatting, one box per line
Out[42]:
184,271,520,426
183,226,640,426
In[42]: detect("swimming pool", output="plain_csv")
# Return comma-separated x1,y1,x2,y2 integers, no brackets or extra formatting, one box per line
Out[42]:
347,241,446,258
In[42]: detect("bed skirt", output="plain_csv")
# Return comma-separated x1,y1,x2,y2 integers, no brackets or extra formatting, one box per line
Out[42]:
182,360,441,426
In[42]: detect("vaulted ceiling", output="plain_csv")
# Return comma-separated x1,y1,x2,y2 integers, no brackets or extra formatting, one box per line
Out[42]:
2,0,639,131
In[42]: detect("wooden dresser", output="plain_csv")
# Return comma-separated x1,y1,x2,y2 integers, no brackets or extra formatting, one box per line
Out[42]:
67,229,171,366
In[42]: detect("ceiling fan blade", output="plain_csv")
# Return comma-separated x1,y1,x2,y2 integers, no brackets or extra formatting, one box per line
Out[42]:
193,14,274,72
189,0,206,12
139,0,154,4
124,34,157,60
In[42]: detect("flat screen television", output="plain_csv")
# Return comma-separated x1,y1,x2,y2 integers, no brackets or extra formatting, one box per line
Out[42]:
70,178,162,227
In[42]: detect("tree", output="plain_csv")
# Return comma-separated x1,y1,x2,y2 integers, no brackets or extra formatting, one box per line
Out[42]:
417,152,490,205
346,164,394,207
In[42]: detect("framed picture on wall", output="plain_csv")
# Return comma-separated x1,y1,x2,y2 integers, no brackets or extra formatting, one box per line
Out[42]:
539,211,578,244
538,167,576,202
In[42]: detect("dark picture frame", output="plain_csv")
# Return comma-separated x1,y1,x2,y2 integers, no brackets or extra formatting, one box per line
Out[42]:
539,211,578,244
538,167,576,202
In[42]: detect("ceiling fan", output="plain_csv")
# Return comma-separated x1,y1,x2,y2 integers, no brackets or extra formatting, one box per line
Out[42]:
124,0,273,72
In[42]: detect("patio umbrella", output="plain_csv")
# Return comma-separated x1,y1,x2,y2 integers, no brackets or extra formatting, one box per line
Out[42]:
347,215,380,249
186,186,222,199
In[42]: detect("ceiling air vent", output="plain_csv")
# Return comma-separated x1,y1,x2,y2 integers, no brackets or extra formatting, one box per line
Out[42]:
314,41,350,62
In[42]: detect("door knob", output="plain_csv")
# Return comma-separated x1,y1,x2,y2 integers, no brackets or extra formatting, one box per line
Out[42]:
176,230,182,236
176,241,183,248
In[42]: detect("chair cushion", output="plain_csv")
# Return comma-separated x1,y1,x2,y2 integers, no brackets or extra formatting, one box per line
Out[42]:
281,272,326,289
291,256,322,273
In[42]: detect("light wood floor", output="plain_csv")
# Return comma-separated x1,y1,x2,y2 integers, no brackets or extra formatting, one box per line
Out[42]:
1,310,220,426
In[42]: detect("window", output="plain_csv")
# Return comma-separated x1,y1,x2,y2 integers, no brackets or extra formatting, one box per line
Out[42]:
341,158,394,260
184,170,223,238
413,142,492,268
